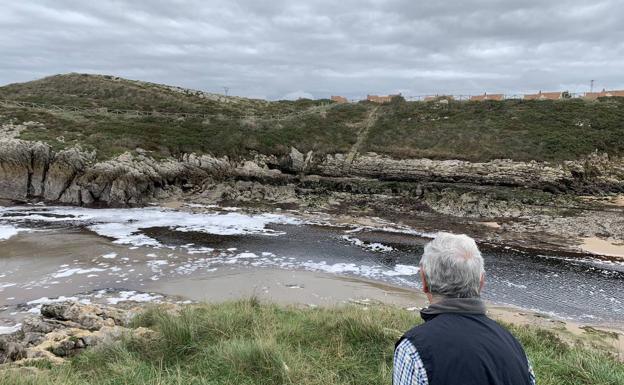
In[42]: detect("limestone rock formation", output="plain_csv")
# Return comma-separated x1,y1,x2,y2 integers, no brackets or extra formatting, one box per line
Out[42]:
0,140,53,200
280,147,313,174
0,140,233,205
1,139,623,207
0,301,152,366
313,153,624,193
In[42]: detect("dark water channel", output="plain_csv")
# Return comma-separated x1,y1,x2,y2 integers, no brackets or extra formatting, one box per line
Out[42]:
1,206,623,326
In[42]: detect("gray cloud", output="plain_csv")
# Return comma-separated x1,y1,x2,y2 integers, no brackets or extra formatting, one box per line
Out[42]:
1,0,623,99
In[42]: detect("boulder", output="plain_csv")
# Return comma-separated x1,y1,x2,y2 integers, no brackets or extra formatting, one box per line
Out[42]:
40,301,125,331
280,147,306,173
0,301,139,366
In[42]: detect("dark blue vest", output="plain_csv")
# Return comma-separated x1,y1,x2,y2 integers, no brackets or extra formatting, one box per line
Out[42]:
397,312,531,385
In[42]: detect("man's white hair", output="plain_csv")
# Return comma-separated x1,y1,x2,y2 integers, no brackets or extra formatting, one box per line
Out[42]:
420,232,484,298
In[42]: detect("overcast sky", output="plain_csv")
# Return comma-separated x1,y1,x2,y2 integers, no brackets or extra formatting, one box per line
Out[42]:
1,0,623,100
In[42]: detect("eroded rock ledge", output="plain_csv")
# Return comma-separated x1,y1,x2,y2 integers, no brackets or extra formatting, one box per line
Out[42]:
313,152,624,194
1,139,623,206
0,301,157,366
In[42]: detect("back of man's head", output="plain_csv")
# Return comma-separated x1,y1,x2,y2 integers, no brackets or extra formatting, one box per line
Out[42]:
420,232,484,298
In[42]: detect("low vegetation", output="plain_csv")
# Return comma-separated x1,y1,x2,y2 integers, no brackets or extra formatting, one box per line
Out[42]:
5,103,366,160
2,74,624,162
1,300,621,385
364,97,624,161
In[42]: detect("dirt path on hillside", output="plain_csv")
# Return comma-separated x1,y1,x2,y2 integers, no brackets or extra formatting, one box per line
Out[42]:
346,106,379,164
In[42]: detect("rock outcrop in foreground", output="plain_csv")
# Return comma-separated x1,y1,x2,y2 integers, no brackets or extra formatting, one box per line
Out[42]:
1,139,623,206
0,301,155,366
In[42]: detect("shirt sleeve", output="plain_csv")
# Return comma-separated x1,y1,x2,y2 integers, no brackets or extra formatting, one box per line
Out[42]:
393,339,429,385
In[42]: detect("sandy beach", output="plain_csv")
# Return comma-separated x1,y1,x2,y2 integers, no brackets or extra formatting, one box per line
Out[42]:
581,237,624,258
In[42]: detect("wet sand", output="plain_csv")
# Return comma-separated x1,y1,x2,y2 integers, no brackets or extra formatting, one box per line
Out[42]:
145,265,425,307
480,221,502,229
581,237,624,258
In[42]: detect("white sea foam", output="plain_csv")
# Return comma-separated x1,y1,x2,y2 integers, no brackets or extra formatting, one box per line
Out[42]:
0,324,21,335
52,267,107,278
0,206,300,248
27,296,84,305
342,235,394,252
298,261,419,281
101,253,117,259
106,291,163,305
0,224,20,241
383,264,420,276
184,203,218,208
504,280,528,289
25,296,90,314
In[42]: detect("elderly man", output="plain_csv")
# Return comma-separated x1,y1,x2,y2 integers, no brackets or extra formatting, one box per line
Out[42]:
394,232,535,385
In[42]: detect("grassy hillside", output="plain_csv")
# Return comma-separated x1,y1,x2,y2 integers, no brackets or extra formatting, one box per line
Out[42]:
0,74,367,159
4,102,367,160
1,74,624,162
1,301,621,385
364,98,624,161
0,73,327,116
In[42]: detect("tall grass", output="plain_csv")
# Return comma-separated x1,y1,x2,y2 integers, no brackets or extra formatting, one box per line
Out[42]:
0,300,622,385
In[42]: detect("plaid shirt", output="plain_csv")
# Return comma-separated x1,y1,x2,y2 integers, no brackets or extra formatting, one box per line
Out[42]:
393,339,537,385
393,339,428,385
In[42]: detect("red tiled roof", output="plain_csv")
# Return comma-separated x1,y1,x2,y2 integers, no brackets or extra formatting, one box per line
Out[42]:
470,93,504,101
331,95,348,104
366,94,400,103
524,91,562,100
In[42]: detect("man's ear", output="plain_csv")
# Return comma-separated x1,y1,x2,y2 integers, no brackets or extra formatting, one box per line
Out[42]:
420,269,430,294
479,273,485,293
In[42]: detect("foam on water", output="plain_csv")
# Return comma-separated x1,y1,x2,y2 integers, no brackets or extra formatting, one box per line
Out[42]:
0,324,21,335
2,205,620,323
135,249,421,286
25,296,89,314
298,260,419,281
0,206,300,247
342,235,394,252
52,267,107,278
106,291,163,305
0,224,20,241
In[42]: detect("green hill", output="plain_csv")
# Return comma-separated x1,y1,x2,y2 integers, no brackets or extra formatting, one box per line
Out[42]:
1,74,623,161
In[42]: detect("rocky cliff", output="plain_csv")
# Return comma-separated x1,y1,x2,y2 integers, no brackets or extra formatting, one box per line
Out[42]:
1,140,623,206
0,140,236,205
313,153,624,194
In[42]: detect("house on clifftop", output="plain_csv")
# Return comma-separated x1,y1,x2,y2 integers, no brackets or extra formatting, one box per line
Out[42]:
470,93,504,101
366,94,400,103
524,91,570,100
424,95,454,102
584,89,624,100
331,95,349,104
